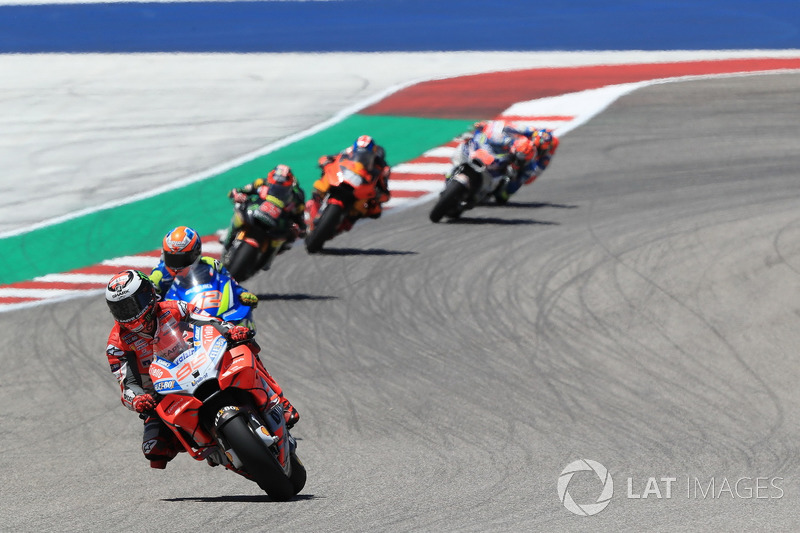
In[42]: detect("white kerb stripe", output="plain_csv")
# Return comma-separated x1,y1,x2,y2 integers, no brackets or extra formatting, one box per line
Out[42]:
392,163,451,174
0,288,89,298
202,241,224,254
389,180,445,192
33,273,111,284
423,146,457,158
102,255,161,268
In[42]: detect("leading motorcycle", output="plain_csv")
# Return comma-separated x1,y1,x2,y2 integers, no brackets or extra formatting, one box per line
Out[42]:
149,319,306,500
429,137,513,223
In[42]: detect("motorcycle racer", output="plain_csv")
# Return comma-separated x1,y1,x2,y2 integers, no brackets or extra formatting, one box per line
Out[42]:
501,127,560,200
150,225,259,308
221,164,307,253
104,269,299,469
459,121,559,203
309,135,391,221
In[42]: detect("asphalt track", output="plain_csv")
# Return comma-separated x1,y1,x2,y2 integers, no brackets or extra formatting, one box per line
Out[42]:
3,72,800,531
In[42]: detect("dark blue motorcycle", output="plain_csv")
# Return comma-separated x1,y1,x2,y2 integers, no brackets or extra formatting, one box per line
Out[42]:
164,259,255,331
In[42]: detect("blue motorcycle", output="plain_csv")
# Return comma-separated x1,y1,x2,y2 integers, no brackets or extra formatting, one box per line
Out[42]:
164,260,256,331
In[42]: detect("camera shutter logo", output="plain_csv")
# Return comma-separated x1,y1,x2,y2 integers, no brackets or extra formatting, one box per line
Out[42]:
557,459,613,516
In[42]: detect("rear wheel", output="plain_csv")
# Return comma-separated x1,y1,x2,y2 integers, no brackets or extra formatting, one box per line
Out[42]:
429,179,467,223
220,415,296,501
305,203,344,254
224,240,260,282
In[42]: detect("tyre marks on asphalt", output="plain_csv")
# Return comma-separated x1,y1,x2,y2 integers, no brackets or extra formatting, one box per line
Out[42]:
2,57,799,310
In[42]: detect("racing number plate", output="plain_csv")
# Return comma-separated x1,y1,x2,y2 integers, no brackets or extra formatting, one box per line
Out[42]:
260,202,282,219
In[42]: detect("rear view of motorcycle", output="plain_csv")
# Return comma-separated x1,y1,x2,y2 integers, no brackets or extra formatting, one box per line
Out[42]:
164,260,255,331
223,192,292,282
429,147,509,223
305,150,382,253
149,320,306,500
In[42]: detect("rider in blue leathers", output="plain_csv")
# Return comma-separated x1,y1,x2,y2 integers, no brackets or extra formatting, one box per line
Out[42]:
149,226,259,309
459,121,559,203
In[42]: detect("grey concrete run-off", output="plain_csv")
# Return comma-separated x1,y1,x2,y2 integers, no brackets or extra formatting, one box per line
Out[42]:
2,73,800,531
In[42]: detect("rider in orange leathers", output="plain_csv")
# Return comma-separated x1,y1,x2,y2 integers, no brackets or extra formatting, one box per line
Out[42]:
306,135,391,226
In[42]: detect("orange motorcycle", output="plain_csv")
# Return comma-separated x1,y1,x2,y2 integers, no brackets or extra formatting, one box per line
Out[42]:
304,150,385,253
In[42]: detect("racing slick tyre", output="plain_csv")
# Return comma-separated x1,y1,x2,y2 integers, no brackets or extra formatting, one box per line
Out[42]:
305,203,344,254
224,240,260,283
220,415,297,501
429,179,467,223
289,453,307,494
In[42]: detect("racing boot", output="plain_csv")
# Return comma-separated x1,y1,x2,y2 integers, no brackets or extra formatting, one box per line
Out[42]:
255,359,299,428
282,397,300,429
143,416,180,469
366,199,383,219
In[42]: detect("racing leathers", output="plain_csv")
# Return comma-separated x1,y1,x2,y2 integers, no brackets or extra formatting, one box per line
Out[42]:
504,127,560,197
148,256,258,325
310,143,391,221
222,177,307,251
105,300,297,469
459,121,560,201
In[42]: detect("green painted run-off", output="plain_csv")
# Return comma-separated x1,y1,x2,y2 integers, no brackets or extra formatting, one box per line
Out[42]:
0,114,475,285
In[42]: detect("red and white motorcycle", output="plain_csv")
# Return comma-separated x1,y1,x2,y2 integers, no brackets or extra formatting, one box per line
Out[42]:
149,319,306,500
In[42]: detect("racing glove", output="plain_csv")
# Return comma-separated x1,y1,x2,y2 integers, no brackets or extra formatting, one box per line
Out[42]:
226,325,253,344
132,394,156,414
240,292,259,308
318,155,335,168
289,222,301,239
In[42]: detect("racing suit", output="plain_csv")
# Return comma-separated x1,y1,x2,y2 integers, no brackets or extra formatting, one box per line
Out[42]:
222,178,307,251
149,256,247,298
505,128,560,197
148,256,256,329
311,145,391,221
105,300,295,469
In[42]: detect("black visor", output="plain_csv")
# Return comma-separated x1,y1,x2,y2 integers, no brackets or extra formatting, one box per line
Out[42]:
107,284,154,322
164,247,200,271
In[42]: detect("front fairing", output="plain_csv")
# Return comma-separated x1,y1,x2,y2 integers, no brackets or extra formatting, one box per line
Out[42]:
151,321,294,472
165,262,250,320
149,322,228,397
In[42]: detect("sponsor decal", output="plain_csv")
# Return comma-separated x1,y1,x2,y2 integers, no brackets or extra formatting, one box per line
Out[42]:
142,439,157,454
154,379,177,392
108,271,134,292
172,349,194,367
207,336,227,361
214,406,240,426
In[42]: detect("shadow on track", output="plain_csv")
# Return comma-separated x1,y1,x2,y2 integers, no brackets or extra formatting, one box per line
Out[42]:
318,248,418,256
446,217,558,226
255,293,338,301
481,200,579,209
163,494,317,503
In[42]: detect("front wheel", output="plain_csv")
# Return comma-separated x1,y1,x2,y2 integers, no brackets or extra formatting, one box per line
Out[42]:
289,453,307,494
224,240,261,282
429,179,467,223
220,415,297,501
305,203,344,254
